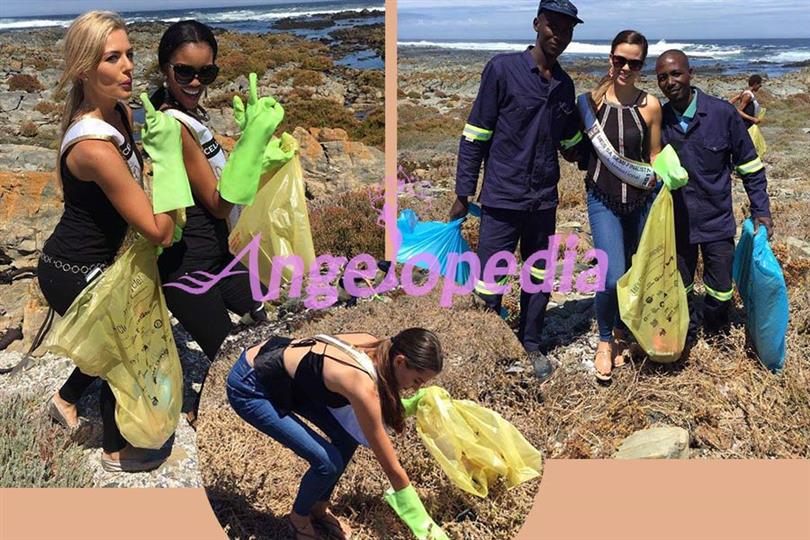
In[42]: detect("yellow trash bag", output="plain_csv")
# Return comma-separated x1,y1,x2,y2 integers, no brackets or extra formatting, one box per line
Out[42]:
44,236,182,449
228,149,316,285
617,186,689,363
413,386,543,498
748,107,767,157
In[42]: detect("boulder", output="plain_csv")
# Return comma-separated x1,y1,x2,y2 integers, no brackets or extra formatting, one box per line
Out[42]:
0,170,62,256
293,126,383,199
0,144,57,171
8,278,52,357
614,426,690,459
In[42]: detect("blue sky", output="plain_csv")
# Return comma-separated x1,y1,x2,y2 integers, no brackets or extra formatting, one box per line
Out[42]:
398,0,810,39
1,0,336,18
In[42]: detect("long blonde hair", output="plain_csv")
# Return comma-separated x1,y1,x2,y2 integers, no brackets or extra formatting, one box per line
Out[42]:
591,30,649,107
57,11,127,137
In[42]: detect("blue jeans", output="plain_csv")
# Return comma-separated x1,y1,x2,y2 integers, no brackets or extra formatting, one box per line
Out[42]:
226,351,358,516
587,190,652,342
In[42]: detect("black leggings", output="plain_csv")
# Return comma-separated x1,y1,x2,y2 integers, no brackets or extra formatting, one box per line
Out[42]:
37,258,127,453
160,258,260,414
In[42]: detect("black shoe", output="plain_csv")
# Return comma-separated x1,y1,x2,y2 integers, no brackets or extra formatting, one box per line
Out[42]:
528,350,555,383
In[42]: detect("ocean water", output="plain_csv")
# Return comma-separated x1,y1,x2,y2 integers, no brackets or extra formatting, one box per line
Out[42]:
399,38,810,77
0,1,384,69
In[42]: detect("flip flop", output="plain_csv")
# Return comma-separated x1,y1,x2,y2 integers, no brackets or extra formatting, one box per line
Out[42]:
594,348,613,383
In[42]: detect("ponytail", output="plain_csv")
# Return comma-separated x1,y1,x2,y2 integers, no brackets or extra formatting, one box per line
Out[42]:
591,74,613,108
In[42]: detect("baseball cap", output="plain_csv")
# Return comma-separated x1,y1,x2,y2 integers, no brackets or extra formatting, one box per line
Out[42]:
538,0,584,24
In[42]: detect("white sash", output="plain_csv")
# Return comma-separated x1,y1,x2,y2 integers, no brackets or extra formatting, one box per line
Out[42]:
577,93,656,191
61,114,142,185
163,109,243,228
313,334,377,447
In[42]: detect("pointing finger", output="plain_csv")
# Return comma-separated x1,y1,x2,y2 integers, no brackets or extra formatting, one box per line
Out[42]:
140,92,155,116
248,72,258,106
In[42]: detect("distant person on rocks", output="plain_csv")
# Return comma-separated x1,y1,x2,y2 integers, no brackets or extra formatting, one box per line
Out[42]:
227,328,448,540
447,0,584,383
655,50,773,351
43,11,179,472
730,74,764,128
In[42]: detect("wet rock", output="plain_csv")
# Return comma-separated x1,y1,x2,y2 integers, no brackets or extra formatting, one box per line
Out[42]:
614,426,690,459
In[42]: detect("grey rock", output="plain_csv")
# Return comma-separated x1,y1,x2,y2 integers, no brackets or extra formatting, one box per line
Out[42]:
0,92,28,113
614,426,690,459
0,144,57,171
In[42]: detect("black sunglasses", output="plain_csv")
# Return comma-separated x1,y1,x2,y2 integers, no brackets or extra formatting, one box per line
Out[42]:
611,54,644,72
169,63,219,85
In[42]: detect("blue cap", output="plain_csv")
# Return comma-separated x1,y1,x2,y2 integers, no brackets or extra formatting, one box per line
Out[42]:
538,0,584,24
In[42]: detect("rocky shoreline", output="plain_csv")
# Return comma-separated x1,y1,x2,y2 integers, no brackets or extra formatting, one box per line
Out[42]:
396,46,810,460
0,15,384,488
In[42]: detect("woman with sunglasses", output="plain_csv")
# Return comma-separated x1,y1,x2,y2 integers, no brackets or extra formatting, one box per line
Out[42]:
227,328,448,540
582,30,662,382
149,20,284,427
43,11,180,471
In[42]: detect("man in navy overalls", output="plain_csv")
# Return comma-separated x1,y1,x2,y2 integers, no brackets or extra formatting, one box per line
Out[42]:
448,0,584,381
655,50,773,344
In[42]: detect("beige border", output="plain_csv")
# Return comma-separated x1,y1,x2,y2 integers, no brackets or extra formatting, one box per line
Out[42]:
384,0,398,260
4,2,810,540
2,462,809,538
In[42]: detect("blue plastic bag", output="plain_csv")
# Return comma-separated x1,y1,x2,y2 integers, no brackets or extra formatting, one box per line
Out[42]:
396,209,471,284
732,219,788,372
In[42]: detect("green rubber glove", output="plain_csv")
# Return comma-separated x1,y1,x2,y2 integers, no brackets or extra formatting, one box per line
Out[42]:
384,485,449,540
653,144,689,191
140,93,193,214
262,132,297,174
219,73,285,205
401,388,427,418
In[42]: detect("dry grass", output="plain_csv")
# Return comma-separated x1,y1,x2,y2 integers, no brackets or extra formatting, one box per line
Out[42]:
1,393,94,487
198,291,540,540
198,270,810,539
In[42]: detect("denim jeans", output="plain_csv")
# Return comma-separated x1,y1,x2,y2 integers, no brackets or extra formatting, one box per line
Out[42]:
587,190,652,342
226,351,358,516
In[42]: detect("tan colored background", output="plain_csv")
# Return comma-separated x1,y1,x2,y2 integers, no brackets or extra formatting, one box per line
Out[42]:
3,462,810,539
3,2,810,540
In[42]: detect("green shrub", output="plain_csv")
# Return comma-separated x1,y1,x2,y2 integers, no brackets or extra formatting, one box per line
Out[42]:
278,96,358,135
357,70,384,90
274,68,324,87
34,101,60,116
20,122,38,137
8,74,43,93
309,187,385,259
354,106,385,148
0,394,94,487
214,31,332,86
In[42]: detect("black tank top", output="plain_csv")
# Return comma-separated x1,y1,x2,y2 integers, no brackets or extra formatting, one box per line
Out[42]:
253,336,372,415
44,104,142,264
584,91,652,214
742,94,756,129
157,106,230,275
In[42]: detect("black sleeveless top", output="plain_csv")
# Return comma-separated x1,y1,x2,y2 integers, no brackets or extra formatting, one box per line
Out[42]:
742,95,756,129
253,336,372,416
584,91,652,214
44,104,142,264
157,105,231,276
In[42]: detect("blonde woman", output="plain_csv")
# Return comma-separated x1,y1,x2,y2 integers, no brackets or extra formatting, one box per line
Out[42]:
582,30,662,382
41,11,179,471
